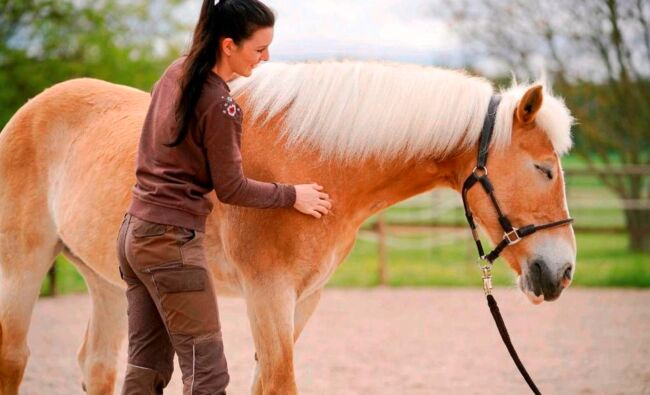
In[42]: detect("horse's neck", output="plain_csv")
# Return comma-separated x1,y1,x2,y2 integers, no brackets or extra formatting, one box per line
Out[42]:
327,150,474,227
241,106,476,226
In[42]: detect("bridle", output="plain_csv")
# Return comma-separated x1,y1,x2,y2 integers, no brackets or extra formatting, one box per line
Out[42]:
460,95,574,395
461,95,574,271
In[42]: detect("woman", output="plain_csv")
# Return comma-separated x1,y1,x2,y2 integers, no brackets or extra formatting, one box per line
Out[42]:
115,0,332,393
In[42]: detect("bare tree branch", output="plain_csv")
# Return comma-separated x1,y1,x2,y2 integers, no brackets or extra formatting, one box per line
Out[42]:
432,0,650,251
637,0,650,63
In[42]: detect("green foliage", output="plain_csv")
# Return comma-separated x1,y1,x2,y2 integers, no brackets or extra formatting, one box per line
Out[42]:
0,0,187,128
538,76,649,252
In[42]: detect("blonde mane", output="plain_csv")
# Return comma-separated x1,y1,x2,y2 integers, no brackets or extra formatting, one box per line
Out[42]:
229,60,573,163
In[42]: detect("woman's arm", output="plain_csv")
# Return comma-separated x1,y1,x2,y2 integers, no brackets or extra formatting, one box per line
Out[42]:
201,100,296,209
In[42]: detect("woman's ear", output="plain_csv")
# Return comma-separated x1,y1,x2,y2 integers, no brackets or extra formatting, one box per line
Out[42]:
221,38,235,57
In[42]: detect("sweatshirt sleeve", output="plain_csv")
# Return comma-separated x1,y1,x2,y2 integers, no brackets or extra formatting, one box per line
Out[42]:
200,98,296,209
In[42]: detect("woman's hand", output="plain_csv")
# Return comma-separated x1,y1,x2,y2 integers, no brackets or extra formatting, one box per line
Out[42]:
293,183,332,219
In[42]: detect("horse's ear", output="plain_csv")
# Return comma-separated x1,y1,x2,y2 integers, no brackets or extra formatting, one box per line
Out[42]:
516,85,543,125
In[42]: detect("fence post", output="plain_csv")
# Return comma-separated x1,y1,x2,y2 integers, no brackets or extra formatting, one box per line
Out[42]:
377,212,388,285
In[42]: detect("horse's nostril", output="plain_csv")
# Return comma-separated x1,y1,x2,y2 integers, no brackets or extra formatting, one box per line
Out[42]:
529,260,570,300
529,260,544,297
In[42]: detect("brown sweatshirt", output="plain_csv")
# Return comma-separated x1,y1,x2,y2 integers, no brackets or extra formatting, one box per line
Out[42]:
128,57,296,232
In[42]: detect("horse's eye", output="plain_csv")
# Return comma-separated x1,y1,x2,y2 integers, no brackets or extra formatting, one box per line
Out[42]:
534,164,553,180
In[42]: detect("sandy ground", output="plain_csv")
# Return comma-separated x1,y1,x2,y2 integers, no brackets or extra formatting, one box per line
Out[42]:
21,288,650,395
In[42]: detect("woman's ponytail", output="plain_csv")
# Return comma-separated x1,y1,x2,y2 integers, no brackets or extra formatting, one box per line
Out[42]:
165,0,274,147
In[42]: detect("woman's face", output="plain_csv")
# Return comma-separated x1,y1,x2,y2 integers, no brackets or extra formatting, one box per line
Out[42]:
223,27,273,77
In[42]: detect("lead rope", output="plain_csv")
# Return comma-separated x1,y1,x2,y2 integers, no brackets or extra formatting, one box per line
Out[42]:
481,265,542,395
465,95,570,395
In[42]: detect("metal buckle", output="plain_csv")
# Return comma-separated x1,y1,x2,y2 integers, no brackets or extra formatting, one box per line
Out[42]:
477,259,493,295
472,166,488,177
504,228,521,245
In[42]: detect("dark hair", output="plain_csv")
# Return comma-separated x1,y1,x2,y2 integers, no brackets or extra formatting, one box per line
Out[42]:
165,0,275,147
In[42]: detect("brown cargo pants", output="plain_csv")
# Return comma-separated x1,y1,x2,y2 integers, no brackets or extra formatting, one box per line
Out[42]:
116,213,229,395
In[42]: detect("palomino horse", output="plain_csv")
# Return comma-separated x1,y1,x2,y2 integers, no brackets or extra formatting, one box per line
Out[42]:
0,60,575,394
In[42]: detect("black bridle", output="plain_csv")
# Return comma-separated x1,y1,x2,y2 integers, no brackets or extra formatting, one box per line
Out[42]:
461,95,574,395
461,95,574,266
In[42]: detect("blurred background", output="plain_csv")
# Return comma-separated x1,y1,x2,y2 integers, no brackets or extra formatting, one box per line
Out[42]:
1,0,647,294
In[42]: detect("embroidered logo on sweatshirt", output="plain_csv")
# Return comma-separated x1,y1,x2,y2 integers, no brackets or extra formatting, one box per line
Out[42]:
220,96,241,119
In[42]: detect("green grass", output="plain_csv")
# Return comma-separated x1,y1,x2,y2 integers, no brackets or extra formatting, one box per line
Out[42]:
40,232,649,296
326,232,649,288
40,255,87,296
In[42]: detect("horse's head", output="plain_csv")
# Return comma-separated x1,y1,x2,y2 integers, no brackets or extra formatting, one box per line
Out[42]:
461,85,576,304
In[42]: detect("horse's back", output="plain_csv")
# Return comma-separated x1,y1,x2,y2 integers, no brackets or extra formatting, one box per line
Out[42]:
28,77,149,111
0,77,149,147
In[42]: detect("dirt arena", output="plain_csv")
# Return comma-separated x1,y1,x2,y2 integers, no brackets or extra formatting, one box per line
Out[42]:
22,288,650,394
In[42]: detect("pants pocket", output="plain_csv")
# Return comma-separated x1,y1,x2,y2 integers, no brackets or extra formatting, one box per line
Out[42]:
132,218,168,237
126,220,182,269
152,265,206,293
176,226,197,246
151,265,220,336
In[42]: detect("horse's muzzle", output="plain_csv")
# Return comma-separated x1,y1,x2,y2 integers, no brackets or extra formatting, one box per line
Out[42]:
527,259,573,302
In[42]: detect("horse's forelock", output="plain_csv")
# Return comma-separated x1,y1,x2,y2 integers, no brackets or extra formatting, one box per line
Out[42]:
497,82,575,156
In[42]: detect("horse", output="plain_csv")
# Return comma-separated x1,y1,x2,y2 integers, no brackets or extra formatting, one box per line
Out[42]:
0,60,576,394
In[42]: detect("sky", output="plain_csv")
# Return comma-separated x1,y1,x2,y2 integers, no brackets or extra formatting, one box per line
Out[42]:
178,0,472,68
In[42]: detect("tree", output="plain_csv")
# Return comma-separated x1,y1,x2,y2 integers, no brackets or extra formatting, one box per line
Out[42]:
436,0,650,252
0,0,187,127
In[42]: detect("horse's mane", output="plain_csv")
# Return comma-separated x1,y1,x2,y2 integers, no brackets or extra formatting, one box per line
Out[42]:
230,60,573,163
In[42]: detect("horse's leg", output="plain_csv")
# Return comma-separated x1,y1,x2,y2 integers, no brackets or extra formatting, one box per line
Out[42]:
292,290,322,343
64,250,126,395
0,233,62,395
244,277,298,395
249,289,322,395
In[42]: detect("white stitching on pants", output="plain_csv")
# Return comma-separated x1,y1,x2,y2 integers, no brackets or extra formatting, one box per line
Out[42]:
191,342,196,394
127,362,157,371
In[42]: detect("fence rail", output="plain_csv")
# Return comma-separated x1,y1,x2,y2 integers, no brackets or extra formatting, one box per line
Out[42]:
564,166,650,176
